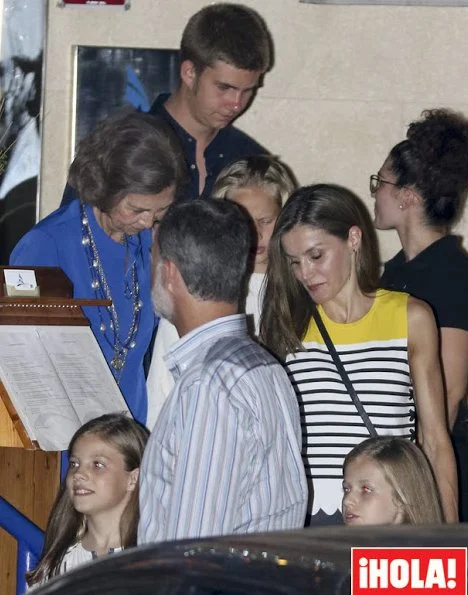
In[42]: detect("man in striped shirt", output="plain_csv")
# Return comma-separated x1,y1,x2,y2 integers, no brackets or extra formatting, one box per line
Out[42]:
138,199,307,544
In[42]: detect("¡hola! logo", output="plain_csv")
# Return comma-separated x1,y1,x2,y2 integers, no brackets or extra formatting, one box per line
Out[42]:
351,547,467,595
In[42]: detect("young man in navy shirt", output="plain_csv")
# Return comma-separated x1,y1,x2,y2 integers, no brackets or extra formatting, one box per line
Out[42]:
63,3,271,205
149,3,271,201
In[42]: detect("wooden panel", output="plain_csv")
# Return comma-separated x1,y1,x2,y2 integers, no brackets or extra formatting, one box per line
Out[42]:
0,449,60,527
0,395,25,448
0,448,60,595
0,298,107,326
32,452,61,528
0,529,17,595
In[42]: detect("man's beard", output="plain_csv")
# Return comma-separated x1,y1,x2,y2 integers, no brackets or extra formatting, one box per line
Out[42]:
151,260,174,321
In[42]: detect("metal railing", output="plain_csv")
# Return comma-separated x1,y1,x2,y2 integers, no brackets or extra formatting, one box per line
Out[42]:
0,497,44,595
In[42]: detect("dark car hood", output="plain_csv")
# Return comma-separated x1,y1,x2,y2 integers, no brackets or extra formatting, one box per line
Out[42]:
33,524,468,594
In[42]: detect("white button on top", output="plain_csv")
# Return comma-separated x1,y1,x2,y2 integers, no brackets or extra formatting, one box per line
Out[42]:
190,164,196,170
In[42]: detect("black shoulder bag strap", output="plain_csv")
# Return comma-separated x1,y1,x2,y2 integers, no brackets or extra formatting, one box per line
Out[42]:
312,308,378,438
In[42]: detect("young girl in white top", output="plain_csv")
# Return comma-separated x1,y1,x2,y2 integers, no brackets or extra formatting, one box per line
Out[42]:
342,436,443,525
146,155,297,429
27,413,149,586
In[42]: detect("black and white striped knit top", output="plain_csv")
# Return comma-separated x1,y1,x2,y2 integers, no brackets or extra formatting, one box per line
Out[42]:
286,289,415,517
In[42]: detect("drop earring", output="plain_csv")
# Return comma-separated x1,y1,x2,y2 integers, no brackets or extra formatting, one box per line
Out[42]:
348,248,357,281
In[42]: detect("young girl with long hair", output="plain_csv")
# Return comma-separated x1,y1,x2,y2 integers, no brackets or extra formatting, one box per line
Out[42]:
27,413,149,586
260,183,457,525
342,436,443,525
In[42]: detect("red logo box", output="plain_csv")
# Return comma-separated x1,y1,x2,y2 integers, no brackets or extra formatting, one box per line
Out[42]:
351,547,467,595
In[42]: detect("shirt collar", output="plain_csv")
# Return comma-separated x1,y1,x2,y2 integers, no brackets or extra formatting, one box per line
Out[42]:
152,94,193,142
152,93,231,150
397,235,458,269
165,314,247,380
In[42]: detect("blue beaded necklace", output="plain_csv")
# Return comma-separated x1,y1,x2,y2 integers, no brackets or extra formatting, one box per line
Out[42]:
80,202,143,381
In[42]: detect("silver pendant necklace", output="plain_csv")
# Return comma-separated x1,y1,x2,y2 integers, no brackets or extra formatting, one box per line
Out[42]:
80,203,143,380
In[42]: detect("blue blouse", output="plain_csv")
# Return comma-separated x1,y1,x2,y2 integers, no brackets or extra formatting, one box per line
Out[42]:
10,199,155,424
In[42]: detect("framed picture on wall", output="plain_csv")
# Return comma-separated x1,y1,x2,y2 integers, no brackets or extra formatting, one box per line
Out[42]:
0,0,45,264
71,45,180,157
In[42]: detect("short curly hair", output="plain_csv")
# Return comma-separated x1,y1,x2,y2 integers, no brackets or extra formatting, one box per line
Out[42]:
388,108,468,227
68,109,187,212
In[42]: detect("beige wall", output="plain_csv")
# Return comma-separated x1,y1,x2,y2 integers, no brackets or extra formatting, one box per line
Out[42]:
43,0,468,260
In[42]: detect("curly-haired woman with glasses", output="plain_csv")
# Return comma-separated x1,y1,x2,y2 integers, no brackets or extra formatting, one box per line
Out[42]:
372,108,468,520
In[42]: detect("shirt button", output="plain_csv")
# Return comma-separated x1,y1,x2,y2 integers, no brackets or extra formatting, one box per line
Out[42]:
190,164,196,170
188,137,193,142
219,153,224,158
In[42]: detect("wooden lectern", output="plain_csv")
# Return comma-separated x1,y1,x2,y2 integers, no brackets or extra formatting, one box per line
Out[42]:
0,266,110,594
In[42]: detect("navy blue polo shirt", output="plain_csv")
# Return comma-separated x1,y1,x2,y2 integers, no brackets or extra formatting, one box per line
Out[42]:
380,235,468,330
149,93,268,201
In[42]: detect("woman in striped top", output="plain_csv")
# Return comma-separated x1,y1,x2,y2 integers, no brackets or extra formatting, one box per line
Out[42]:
260,184,457,525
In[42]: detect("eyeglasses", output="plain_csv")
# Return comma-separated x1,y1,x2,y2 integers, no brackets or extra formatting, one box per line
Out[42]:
369,174,400,194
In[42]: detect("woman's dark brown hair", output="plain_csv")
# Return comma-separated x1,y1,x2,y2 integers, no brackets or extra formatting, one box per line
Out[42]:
260,184,380,359
388,108,468,228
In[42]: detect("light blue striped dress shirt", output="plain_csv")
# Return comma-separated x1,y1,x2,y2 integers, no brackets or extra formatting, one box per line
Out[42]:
138,314,308,544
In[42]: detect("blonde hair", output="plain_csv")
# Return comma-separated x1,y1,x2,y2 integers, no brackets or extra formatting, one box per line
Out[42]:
344,436,443,524
212,155,297,207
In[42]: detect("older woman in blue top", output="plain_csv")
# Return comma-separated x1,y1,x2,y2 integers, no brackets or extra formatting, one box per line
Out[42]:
10,110,186,425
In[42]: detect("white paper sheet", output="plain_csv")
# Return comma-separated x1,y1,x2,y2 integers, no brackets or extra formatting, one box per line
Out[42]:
0,325,130,450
